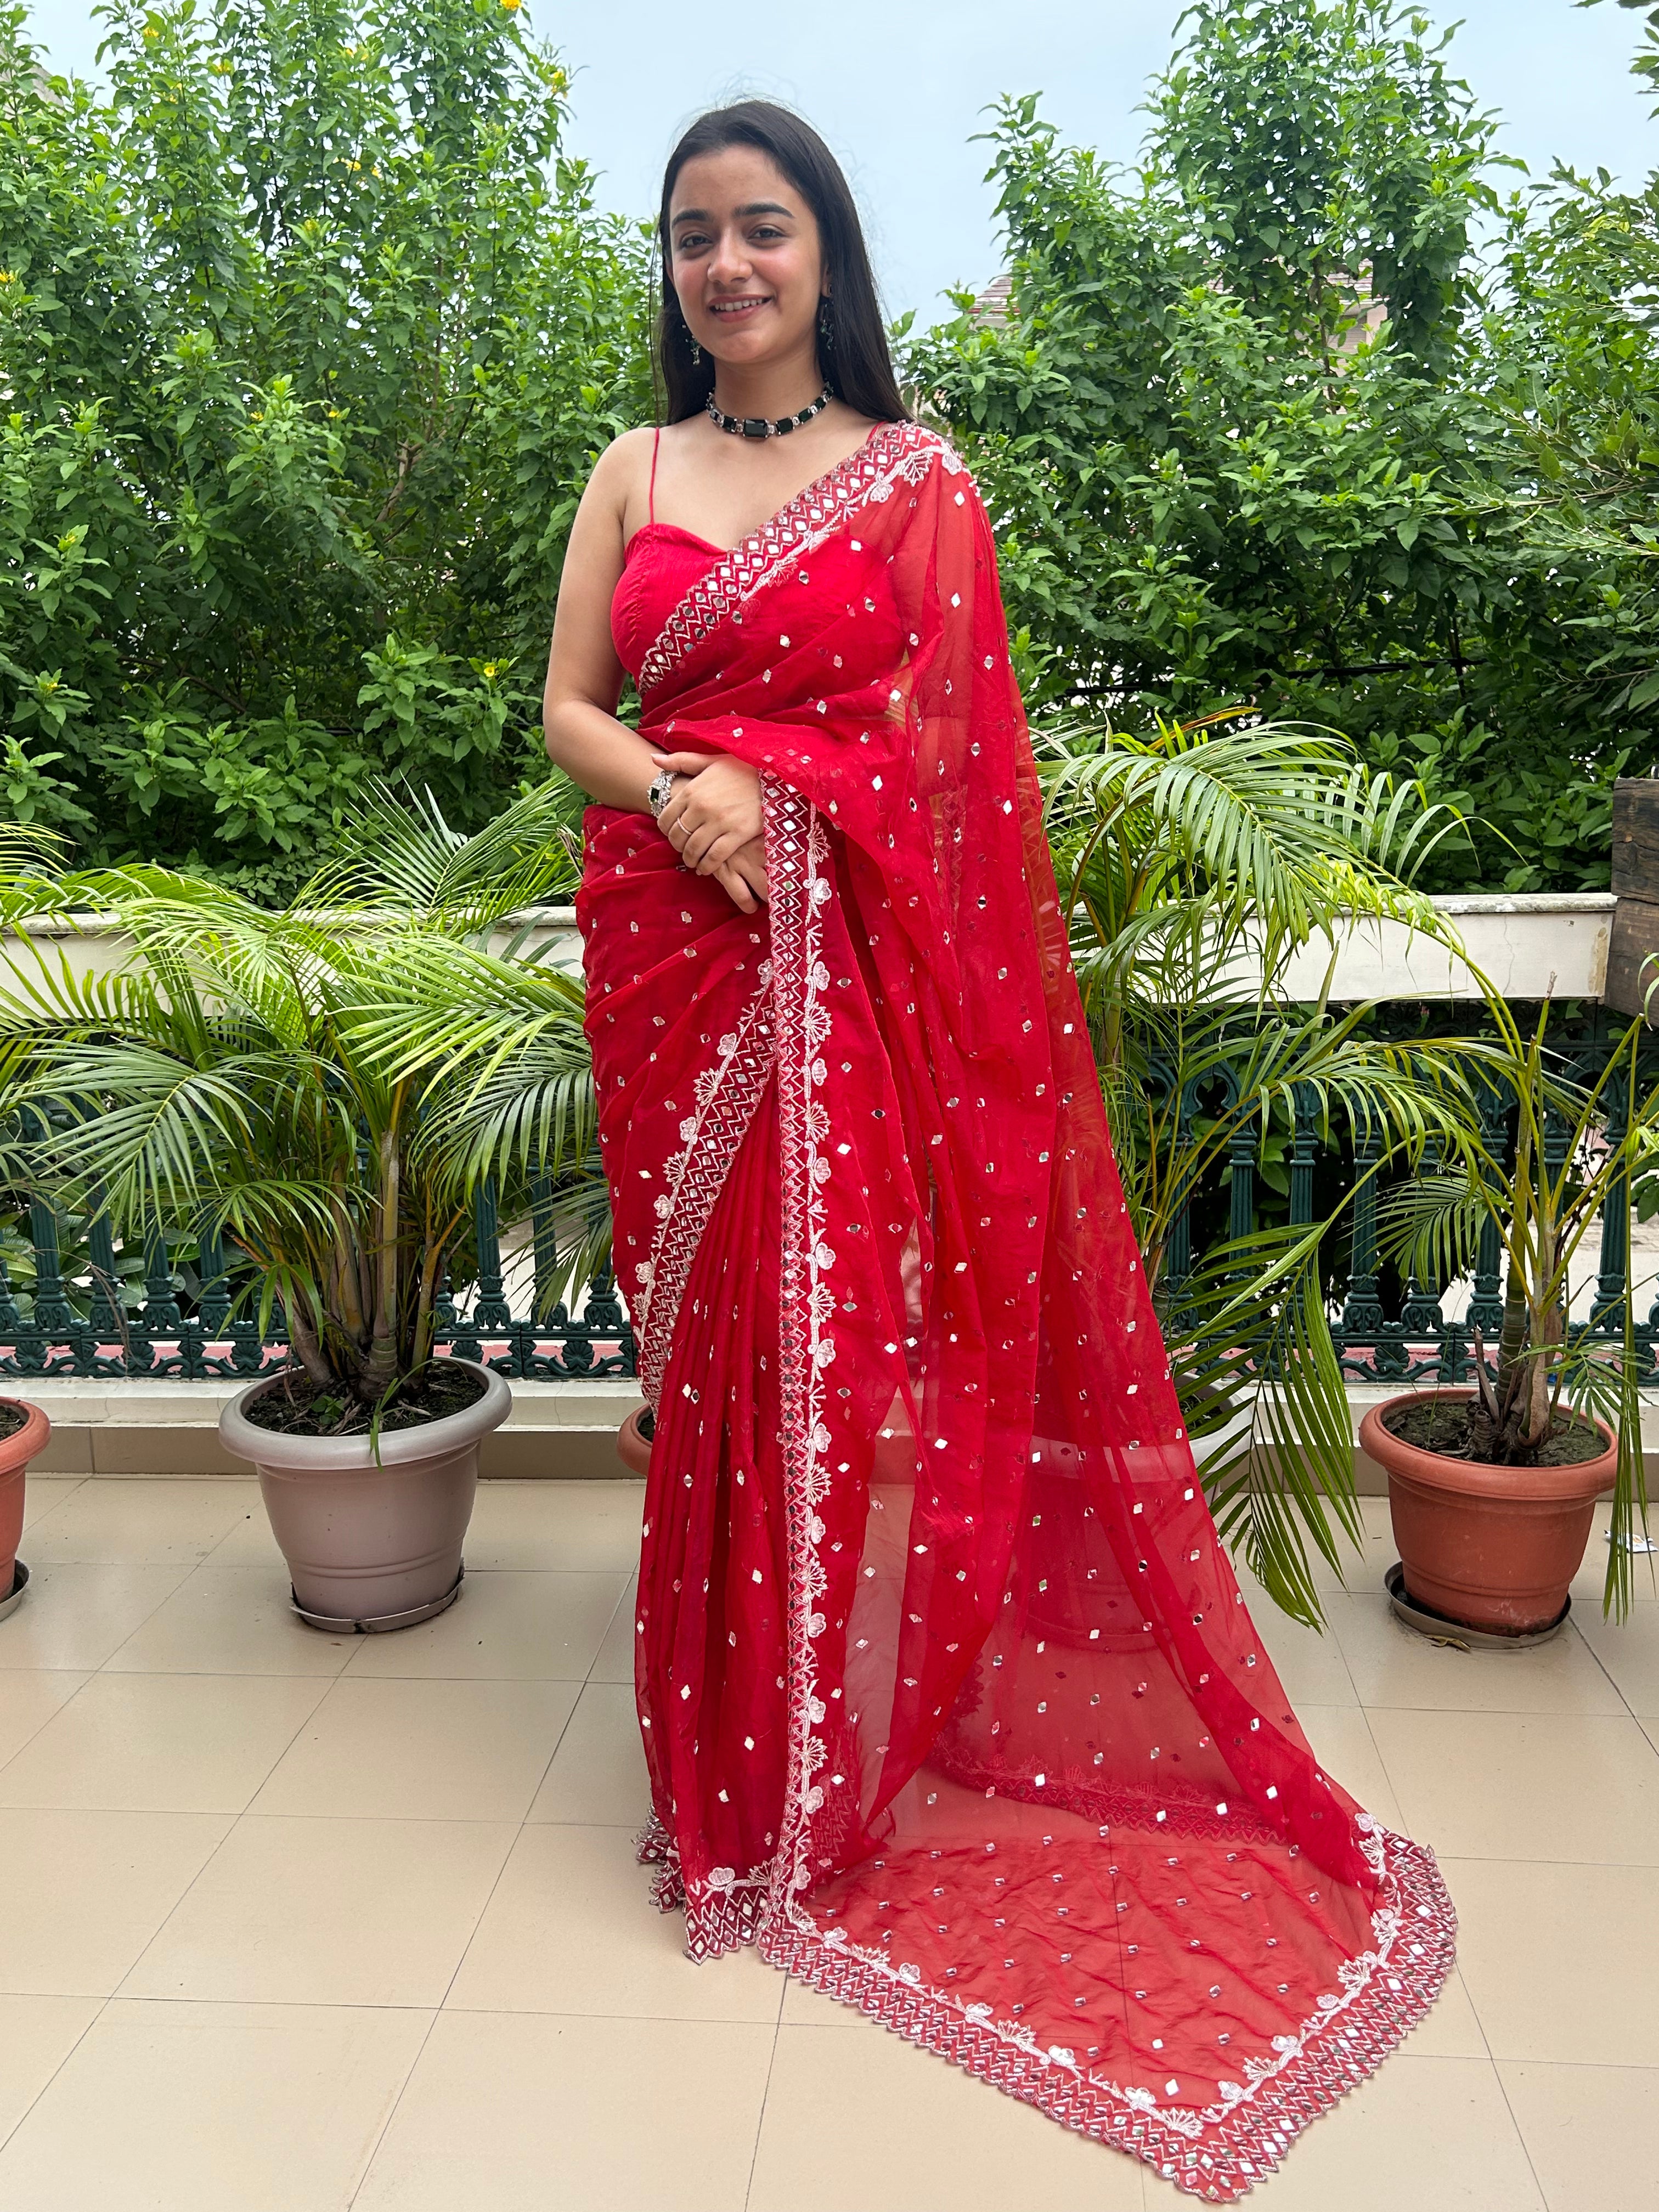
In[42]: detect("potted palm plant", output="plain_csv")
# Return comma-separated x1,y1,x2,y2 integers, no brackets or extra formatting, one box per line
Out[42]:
1361,1000,1655,1634
2,785,599,1630
1040,709,1476,1624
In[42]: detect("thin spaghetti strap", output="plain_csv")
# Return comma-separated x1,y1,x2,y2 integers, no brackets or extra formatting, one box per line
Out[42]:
648,427,660,527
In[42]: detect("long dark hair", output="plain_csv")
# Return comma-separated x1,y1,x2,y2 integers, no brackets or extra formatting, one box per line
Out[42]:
653,100,909,427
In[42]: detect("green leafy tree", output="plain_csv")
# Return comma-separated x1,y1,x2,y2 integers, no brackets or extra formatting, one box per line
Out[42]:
905,0,1659,892
0,0,650,894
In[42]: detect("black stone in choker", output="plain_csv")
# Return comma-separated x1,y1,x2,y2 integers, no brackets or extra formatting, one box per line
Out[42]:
706,385,833,439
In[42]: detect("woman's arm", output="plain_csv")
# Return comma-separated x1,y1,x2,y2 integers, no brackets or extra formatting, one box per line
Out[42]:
543,432,769,910
542,433,664,811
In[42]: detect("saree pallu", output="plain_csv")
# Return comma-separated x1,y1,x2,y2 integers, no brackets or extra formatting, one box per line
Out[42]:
577,421,1453,2202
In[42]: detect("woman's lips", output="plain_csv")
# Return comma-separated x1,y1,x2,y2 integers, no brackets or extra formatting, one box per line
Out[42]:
707,297,771,321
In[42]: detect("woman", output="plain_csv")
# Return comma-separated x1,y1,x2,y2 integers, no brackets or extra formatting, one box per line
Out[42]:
544,99,1453,2202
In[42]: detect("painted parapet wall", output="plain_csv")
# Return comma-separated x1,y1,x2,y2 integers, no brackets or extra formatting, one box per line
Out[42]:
0,894,1616,1005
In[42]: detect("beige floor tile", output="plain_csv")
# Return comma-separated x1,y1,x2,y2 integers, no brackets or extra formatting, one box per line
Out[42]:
0,1997,430,2211
1572,1506,1659,1611
24,1479,256,1567
1365,1707,1659,1863
1236,1508,1390,1607
462,1478,644,1572
122,1813,517,2008
1249,1603,1359,1708
1574,1601,1659,1719
0,1808,231,1995
1499,2061,1659,2211
0,1671,329,1814
1330,1593,1626,1716
588,1572,639,1685
1308,1494,1398,1596
446,1822,783,2022
204,1497,286,1565
1296,1703,1405,1831
250,1675,578,1822
0,1994,101,2141
1142,2054,1543,2210
1445,1857,1659,2066
1398,1968,1490,2061
19,1477,87,1532
103,1567,356,1677
779,1972,867,2028
0,1563,191,1671
749,2022,1146,2212
353,2008,772,2212
342,1569,625,1682
526,1680,647,1825
0,1669,89,1767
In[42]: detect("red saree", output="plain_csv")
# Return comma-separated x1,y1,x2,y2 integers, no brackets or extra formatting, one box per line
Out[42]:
577,420,1454,2201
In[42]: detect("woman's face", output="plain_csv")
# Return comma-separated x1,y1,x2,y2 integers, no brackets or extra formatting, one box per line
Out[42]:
667,146,825,373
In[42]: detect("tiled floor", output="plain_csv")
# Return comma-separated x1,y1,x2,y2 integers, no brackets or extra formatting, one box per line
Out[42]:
1,1475,1655,2211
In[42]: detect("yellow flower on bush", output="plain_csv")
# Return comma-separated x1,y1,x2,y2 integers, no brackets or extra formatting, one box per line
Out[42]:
501,0,521,13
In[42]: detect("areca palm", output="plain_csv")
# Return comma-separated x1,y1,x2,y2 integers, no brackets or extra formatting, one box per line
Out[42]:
1039,710,1475,1623
0,782,600,1410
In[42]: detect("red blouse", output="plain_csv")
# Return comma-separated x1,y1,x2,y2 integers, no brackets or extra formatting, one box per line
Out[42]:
611,521,720,682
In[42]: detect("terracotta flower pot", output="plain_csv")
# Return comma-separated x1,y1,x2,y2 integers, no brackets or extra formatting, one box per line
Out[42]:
0,1397,52,1607
219,1361,510,1630
616,1406,653,1477
1359,1386,1614,1634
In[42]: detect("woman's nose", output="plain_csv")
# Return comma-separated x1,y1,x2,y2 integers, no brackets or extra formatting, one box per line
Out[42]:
707,228,754,287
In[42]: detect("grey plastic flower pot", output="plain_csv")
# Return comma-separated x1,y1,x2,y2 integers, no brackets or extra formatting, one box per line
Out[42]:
219,1361,510,1631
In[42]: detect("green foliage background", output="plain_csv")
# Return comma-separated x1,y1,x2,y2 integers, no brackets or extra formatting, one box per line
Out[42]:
7,0,1659,893
907,1,1659,893
0,0,651,897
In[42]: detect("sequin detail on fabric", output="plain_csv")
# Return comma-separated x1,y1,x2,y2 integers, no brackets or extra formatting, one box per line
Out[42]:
635,971,775,1407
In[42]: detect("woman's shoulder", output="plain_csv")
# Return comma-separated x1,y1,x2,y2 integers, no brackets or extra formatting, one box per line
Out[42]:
589,423,657,490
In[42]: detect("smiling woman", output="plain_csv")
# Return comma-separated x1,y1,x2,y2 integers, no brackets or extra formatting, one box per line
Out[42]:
540,99,1455,2204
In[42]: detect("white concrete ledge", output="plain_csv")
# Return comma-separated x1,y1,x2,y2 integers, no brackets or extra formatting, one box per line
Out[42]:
7,1374,643,1479
0,894,1616,1005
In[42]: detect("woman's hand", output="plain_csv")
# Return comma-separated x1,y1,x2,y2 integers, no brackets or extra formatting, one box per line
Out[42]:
652,749,764,877
712,836,769,915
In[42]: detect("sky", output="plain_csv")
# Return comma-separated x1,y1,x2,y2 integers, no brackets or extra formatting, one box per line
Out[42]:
21,0,1658,321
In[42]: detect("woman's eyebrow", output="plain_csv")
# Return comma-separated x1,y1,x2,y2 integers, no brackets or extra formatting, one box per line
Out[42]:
672,201,794,224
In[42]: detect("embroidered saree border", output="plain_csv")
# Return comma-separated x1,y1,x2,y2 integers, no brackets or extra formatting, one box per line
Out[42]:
637,419,946,696
760,1828,1455,2204
634,973,774,1409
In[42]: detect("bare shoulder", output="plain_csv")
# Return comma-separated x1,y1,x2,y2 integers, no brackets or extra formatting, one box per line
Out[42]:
585,424,656,511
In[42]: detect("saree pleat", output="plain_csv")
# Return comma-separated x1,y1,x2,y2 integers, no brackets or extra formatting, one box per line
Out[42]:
578,421,1454,2201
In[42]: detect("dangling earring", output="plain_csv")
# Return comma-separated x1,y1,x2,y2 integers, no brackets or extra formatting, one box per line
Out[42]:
818,295,834,352
690,332,702,366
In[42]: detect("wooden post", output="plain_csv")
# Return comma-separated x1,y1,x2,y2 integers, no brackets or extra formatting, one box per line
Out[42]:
1606,778,1659,1018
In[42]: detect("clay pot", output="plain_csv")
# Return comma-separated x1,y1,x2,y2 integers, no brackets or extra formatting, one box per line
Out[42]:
1359,1387,1614,1634
219,1362,510,1630
0,1398,52,1606
616,1406,653,1477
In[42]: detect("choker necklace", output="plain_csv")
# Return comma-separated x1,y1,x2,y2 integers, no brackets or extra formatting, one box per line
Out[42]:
706,385,832,439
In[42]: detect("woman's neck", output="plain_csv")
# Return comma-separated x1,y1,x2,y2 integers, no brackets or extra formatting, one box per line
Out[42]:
707,345,826,424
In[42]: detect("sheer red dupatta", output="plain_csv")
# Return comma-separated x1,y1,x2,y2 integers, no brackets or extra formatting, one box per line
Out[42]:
577,422,1453,2202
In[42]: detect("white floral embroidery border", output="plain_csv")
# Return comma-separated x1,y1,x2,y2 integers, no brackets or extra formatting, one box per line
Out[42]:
757,774,836,1938
637,420,960,696
635,970,775,1408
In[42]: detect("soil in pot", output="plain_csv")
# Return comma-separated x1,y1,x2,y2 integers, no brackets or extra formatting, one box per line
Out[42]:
244,1361,488,1441
1383,1398,1606,1469
0,1405,28,1447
